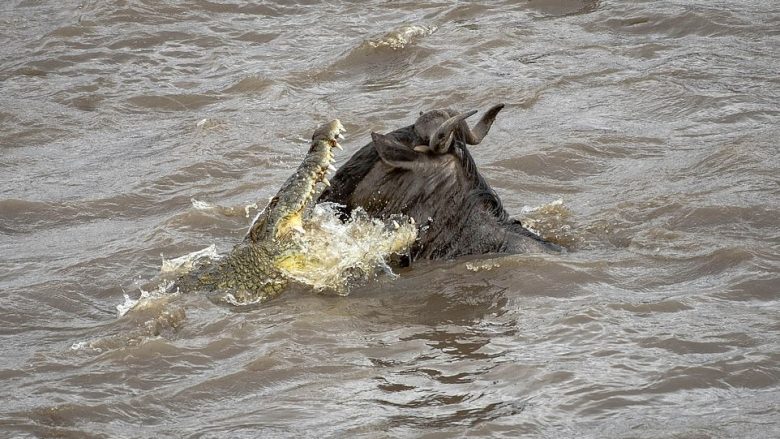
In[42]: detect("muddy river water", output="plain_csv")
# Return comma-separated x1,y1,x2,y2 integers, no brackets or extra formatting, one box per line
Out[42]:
1,0,778,437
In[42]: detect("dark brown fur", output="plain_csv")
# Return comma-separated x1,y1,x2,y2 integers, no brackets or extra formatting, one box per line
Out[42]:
319,104,560,260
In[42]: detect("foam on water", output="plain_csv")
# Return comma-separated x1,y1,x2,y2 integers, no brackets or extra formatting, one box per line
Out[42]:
115,243,221,318
190,198,215,211
191,198,259,218
366,25,437,50
520,198,578,248
116,283,176,317
160,244,219,275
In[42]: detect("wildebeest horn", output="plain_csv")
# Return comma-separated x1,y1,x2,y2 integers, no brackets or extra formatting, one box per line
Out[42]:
462,103,505,145
428,109,478,154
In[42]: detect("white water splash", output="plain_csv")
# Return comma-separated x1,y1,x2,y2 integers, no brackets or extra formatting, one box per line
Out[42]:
190,198,216,211
191,198,260,218
243,202,259,218
116,283,175,317
281,203,417,293
160,244,219,275
465,260,502,272
521,198,564,215
367,25,437,50
519,198,576,247
520,198,564,236
70,341,90,351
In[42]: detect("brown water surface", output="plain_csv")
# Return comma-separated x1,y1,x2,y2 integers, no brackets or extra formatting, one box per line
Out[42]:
1,0,778,437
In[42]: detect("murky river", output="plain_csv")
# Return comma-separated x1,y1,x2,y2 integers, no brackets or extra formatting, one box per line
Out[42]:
1,0,778,437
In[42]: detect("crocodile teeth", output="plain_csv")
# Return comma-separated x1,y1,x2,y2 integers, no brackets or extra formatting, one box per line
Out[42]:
333,142,343,150
322,178,330,187
328,164,336,172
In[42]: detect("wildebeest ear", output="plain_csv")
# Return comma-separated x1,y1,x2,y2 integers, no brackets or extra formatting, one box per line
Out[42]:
372,132,418,169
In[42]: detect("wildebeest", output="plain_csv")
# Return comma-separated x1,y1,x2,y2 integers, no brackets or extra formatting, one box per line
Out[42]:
318,104,561,260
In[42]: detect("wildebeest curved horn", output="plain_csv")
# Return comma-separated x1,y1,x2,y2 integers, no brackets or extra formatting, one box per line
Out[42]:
462,103,505,145
428,109,478,154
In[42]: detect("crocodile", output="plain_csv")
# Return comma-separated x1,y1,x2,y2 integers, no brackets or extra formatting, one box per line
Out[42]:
168,120,415,305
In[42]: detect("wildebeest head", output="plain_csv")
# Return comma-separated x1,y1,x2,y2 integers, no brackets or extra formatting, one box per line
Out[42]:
348,105,520,257
366,111,505,222
319,103,556,258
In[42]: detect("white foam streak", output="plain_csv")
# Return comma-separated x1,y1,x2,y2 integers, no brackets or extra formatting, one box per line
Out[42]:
521,198,564,215
368,25,437,50
190,198,216,211
115,283,174,317
160,244,219,275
